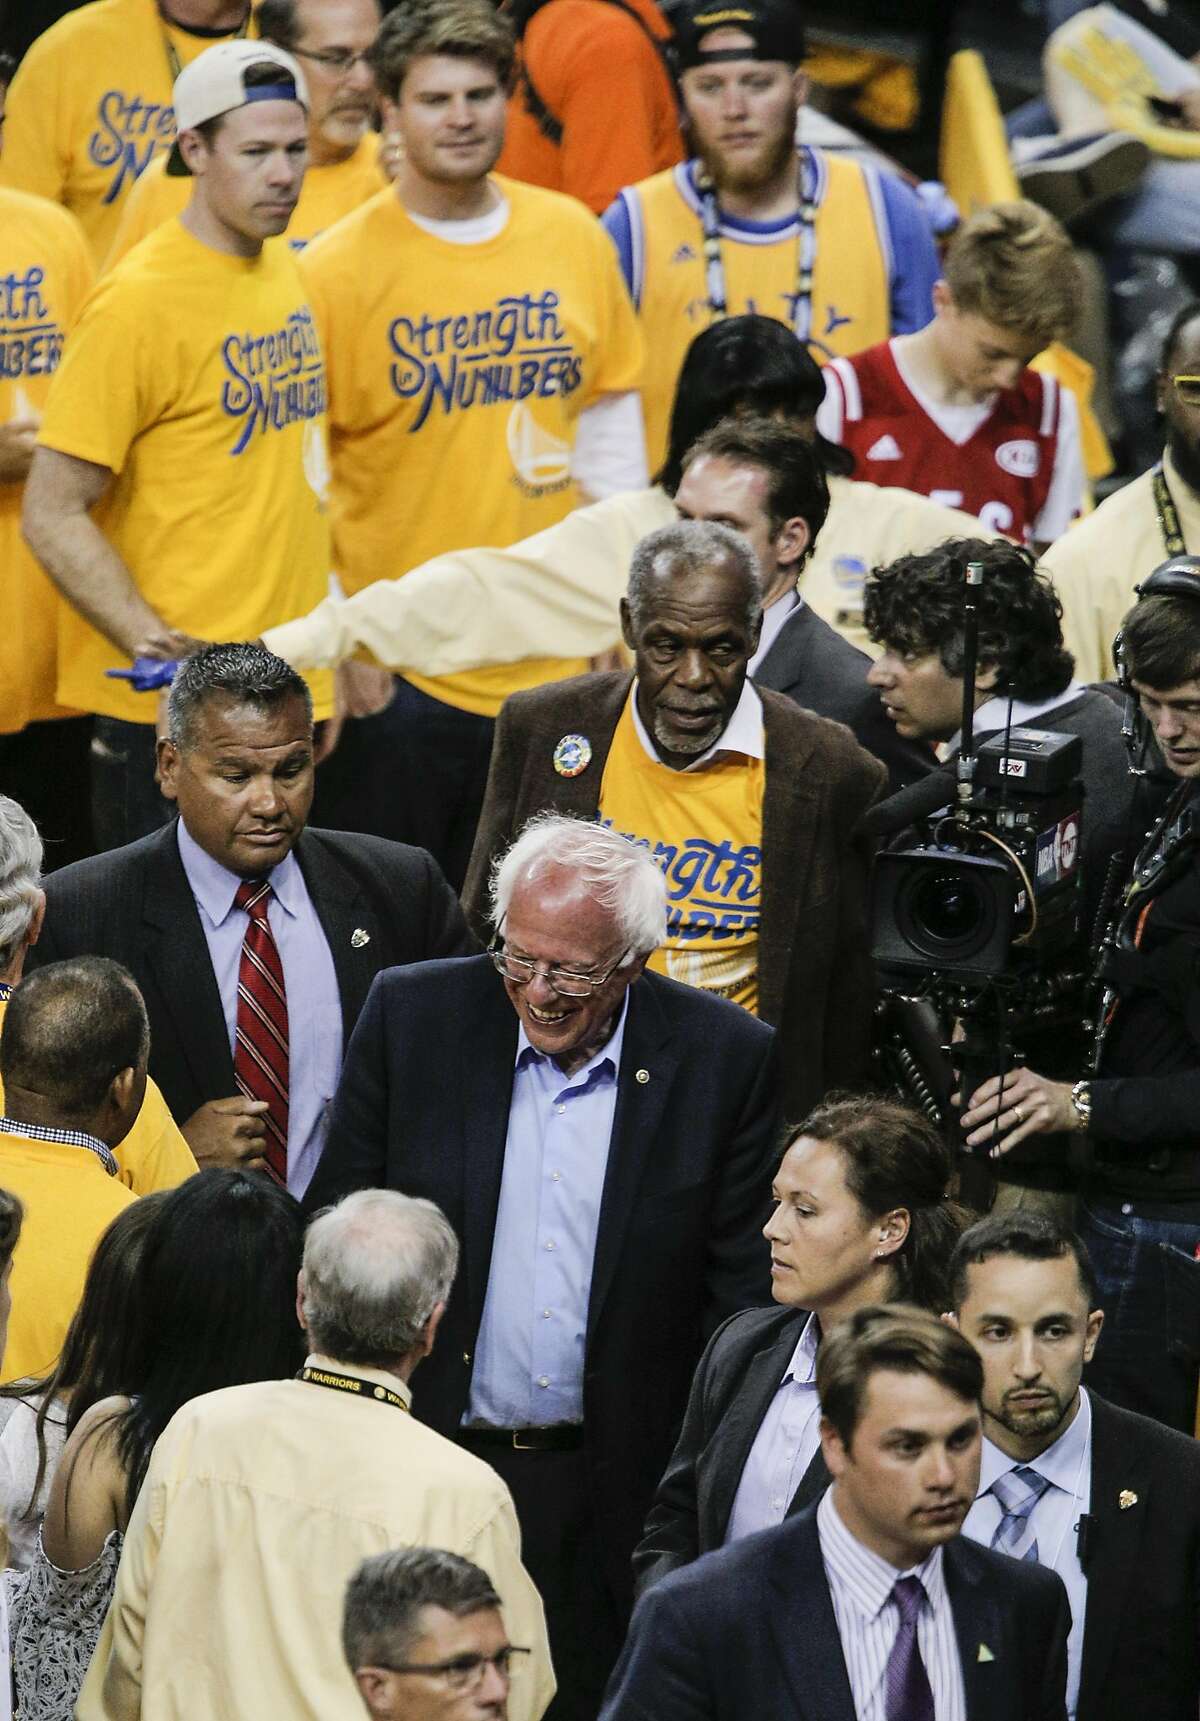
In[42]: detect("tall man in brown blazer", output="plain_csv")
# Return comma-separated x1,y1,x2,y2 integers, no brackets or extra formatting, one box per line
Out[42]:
463,520,885,1121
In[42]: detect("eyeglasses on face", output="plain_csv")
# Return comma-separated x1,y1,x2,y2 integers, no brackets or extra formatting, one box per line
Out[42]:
291,45,372,73
488,923,633,997
377,1645,530,1692
1171,373,1200,406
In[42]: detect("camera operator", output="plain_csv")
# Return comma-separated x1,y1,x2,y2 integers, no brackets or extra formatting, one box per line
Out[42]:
959,576,1200,1435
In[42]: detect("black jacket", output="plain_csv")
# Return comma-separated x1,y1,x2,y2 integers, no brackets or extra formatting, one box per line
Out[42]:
32,821,473,1125
305,955,780,1614
603,1501,1071,1721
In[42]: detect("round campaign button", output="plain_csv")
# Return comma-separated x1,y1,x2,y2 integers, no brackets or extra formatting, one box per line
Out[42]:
553,733,592,777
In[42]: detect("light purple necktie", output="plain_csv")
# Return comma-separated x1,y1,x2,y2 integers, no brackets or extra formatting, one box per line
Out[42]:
990,1465,1051,1562
885,1575,935,1721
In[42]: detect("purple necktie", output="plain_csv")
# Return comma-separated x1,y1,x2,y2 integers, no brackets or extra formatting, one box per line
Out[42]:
885,1575,935,1721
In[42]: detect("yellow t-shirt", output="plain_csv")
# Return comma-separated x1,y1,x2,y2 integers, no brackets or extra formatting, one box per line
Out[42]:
0,1128,137,1384
597,694,764,1012
38,218,333,724
0,0,253,263
102,136,387,273
609,154,893,470
0,189,94,735
299,178,643,717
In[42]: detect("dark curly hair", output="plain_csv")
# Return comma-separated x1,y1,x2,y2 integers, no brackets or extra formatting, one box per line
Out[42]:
862,537,1074,702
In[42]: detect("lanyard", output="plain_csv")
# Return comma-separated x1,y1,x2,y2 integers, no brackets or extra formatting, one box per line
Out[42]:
694,147,817,346
297,1365,410,1413
159,5,251,84
1153,462,1187,556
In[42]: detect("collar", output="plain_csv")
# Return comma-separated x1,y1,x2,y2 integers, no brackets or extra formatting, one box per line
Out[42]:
748,588,801,675
304,1352,413,1410
629,678,765,771
942,682,1086,758
177,818,303,928
818,1487,949,1621
977,1387,1092,1501
0,1115,118,1177
781,1310,820,1385
514,987,630,1081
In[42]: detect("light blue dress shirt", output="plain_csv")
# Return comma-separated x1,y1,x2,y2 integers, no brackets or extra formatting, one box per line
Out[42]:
962,1388,1092,1719
176,820,342,1200
725,1312,823,1544
466,996,629,1429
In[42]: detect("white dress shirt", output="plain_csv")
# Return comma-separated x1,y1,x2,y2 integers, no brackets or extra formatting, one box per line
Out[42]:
962,1389,1092,1718
725,1313,822,1544
818,1489,967,1721
629,676,766,770
748,589,800,675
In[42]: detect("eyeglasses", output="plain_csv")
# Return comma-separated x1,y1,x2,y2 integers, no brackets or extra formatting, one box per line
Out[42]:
489,924,633,997
1171,374,1200,405
291,45,372,74
378,1645,530,1692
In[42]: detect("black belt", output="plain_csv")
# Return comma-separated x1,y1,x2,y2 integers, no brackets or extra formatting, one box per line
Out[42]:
460,1424,584,1452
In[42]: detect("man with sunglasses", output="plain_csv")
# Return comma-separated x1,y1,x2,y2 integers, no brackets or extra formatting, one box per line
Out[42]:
344,1547,528,1720
306,812,779,1721
104,0,385,266
1046,300,1200,680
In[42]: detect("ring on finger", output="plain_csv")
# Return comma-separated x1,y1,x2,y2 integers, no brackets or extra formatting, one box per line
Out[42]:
1013,1103,1024,1123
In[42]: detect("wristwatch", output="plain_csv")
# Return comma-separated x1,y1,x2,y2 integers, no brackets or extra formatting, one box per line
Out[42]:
1070,1081,1092,1132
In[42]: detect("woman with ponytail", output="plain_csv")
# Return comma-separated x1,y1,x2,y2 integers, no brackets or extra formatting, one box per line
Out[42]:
634,1094,967,1593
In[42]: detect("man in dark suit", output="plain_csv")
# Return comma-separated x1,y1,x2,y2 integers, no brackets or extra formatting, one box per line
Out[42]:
305,812,779,1720
601,1305,1071,1721
674,416,934,793
462,518,885,1123
32,644,472,1195
951,1212,1200,1721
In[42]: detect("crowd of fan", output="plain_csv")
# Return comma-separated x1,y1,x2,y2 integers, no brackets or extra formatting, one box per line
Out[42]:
1,0,1200,1717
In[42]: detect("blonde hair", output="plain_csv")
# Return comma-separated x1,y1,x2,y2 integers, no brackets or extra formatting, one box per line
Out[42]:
942,200,1079,349
369,0,515,99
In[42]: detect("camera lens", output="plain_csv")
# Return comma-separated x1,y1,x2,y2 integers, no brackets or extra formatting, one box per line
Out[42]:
898,864,998,961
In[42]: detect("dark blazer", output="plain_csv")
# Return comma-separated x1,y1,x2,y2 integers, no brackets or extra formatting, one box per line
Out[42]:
305,955,780,1613
33,820,474,1125
634,1305,829,1594
1075,1392,1200,1720
602,1504,1071,1721
461,673,886,1122
755,601,935,793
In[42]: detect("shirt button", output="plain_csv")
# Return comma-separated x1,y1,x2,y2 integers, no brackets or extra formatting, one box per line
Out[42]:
545,1241,556,1251
555,1104,566,1115
537,1376,549,1388
542,1309,552,1319
771,1498,784,1509
551,1171,562,1182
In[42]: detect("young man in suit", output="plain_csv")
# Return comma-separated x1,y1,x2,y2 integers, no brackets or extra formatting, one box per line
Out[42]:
306,813,779,1720
32,643,472,1197
601,1304,1071,1721
952,1212,1200,1721
461,518,885,1123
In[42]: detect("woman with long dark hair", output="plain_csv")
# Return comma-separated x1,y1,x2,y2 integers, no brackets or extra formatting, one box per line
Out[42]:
8,1170,305,1719
634,1094,967,1593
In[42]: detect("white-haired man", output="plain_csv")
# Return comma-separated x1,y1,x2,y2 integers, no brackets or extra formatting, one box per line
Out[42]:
305,813,779,1721
77,1189,554,1721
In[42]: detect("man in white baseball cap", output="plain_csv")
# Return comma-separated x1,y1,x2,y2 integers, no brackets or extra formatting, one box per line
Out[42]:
22,37,336,853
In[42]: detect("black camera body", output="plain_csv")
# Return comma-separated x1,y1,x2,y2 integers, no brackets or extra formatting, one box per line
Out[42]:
871,728,1084,981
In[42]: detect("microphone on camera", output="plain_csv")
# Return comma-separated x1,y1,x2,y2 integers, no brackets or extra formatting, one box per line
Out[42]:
861,765,957,841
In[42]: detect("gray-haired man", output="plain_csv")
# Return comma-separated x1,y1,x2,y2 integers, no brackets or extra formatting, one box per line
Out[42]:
306,811,779,1720
77,1189,554,1721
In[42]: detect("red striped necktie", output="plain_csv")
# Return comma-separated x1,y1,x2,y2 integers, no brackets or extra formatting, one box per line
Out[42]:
233,878,289,1185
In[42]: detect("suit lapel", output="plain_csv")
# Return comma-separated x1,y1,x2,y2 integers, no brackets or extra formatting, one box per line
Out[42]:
142,822,235,1100
586,978,678,1342
1076,1398,1148,1716
945,1540,1006,1721
535,675,629,820
788,1445,831,1515
459,977,520,1337
704,1318,807,1547
754,603,815,694
758,693,818,1024
293,832,376,1053
767,1512,857,1721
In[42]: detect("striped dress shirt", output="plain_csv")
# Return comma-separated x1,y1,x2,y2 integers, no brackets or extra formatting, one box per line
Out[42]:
817,1489,967,1721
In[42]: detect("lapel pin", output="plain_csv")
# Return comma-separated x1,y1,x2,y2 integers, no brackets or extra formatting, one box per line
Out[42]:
1119,1489,1138,1510
553,733,592,777
351,928,371,949
977,1644,995,1664
635,1068,650,1084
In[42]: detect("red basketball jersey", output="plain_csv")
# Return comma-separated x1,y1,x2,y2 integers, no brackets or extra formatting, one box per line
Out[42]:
819,340,1065,543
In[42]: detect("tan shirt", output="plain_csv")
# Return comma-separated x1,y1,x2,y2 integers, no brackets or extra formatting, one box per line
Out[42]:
262,476,989,673
76,1357,554,1721
1042,451,1197,681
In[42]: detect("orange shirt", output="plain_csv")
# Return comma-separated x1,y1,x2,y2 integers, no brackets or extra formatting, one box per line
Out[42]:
497,0,682,214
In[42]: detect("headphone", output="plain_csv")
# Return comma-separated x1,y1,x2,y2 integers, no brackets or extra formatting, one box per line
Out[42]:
1113,555,1200,772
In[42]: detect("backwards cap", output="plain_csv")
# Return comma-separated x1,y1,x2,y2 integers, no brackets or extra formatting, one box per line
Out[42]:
166,40,309,177
673,0,807,72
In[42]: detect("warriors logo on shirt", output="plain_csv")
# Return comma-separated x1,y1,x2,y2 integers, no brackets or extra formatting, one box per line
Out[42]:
88,91,175,205
221,307,327,457
601,819,762,940
0,269,67,380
